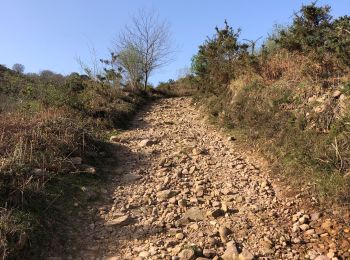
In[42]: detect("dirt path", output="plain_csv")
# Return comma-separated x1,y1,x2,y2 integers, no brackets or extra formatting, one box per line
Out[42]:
64,98,349,260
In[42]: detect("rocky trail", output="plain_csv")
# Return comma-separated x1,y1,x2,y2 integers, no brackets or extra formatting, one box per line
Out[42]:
63,98,350,260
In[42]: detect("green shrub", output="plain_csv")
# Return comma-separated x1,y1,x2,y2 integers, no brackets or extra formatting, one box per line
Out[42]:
191,20,249,95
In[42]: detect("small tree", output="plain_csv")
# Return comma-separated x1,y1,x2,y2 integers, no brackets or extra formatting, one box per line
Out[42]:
191,20,248,94
12,63,25,74
117,45,144,89
115,9,174,90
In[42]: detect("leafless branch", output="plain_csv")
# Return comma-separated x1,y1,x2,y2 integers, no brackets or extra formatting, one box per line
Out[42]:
76,46,102,80
113,9,174,90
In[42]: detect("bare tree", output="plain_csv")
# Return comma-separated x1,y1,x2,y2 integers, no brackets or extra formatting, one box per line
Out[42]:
115,9,174,90
12,63,25,74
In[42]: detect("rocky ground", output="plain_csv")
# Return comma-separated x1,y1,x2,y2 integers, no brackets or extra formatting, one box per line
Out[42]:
61,98,350,260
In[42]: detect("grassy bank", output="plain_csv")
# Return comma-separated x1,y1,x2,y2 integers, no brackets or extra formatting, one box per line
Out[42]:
194,75,350,206
0,65,155,258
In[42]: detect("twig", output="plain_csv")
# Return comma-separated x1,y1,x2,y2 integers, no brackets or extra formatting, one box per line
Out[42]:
315,157,330,164
43,194,61,213
332,137,343,171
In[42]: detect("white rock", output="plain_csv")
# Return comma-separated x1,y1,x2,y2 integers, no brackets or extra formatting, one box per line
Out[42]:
139,139,154,147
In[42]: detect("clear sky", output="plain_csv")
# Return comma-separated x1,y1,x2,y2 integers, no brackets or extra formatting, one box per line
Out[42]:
1,0,349,85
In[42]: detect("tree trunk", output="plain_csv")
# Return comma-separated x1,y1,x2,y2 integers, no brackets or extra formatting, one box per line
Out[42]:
144,73,148,91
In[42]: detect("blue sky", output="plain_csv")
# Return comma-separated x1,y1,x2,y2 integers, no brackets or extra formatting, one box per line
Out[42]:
1,0,349,85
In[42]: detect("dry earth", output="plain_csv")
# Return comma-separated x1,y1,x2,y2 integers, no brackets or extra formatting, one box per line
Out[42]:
59,98,350,260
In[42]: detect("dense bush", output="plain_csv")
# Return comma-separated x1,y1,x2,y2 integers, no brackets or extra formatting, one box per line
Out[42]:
191,20,249,95
276,3,350,68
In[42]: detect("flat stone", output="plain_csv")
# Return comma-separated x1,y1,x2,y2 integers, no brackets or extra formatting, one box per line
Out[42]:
122,173,142,182
221,241,239,260
192,148,202,155
299,215,309,224
300,224,310,231
219,226,231,242
304,229,315,236
260,239,274,254
189,166,196,173
260,180,268,188
157,190,177,200
221,188,233,195
207,208,224,218
314,256,330,260
106,215,132,226
139,251,150,258
239,248,254,260
321,219,333,231
182,207,206,222
310,212,321,221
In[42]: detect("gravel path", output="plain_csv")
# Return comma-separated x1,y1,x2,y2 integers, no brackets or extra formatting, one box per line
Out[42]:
65,98,349,260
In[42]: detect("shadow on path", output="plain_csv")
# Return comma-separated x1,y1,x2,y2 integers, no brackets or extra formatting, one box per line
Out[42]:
58,101,164,258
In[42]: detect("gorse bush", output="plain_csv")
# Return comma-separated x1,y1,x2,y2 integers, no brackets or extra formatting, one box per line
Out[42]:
191,20,249,94
277,3,350,68
277,3,333,52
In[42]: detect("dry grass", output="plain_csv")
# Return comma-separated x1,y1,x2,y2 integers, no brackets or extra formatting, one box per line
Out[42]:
0,109,92,173
157,77,198,97
259,50,349,86
0,107,101,258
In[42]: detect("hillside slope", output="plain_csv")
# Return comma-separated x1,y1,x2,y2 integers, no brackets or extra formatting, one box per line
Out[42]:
0,67,152,258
